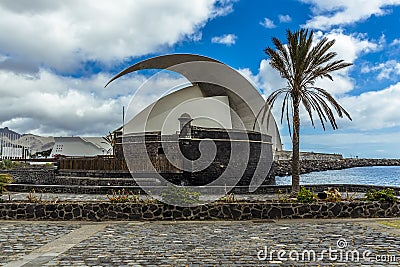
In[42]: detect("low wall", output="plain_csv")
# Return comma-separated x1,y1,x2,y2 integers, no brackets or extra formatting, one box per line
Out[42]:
0,169,55,184
0,201,398,221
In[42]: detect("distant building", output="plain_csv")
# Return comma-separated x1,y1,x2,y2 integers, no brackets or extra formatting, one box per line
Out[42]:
0,127,27,159
50,137,112,157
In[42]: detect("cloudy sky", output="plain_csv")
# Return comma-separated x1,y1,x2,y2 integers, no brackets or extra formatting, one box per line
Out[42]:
0,0,400,158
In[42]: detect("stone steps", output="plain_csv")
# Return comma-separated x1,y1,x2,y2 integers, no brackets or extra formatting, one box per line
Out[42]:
57,170,132,178
6,184,147,194
52,176,161,186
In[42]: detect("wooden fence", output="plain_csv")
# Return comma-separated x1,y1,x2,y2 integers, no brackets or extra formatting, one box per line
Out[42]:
59,157,128,171
59,156,182,173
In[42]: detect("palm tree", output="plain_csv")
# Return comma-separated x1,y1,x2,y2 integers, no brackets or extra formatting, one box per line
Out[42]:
263,29,352,194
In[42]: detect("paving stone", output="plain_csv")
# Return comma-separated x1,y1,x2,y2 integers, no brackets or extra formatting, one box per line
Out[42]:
1,220,400,266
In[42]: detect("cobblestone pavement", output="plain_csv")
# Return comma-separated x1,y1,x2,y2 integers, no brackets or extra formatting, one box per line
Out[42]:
1,219,399,266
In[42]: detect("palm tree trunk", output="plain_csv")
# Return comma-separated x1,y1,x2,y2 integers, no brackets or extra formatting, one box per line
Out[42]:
292,103,301,195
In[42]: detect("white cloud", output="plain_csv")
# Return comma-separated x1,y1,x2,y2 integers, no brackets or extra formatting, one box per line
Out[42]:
0,68,188,136
301,0,400,30
309,30,380,96
238,28,396,131
278,14,292,23
339,82,400,130
315,29,380,62
390,38,400,46
361,60,400,80
0,0,237,136
260,18,276,29
211,33,237,46
0,0,234,73
239,40,400,157
253,30,378,97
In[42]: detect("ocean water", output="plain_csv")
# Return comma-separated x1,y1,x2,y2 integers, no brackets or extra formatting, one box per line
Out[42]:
275,166,400,187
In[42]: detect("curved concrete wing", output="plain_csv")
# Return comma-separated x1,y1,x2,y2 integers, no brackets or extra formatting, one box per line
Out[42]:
105,54,221,88
106,54,282,152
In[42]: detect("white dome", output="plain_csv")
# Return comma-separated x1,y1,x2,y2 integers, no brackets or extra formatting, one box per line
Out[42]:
106,54,282,152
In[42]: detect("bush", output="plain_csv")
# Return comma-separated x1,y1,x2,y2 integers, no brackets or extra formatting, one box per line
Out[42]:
296,187,317,203
366,188,397,203
0,160,18,170
0,174,13,195
325,188,342,202
106,189,158,204
107,189,138,203
161,185,201,206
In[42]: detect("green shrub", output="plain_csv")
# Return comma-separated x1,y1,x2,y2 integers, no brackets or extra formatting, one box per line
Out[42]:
366,188,397,203
0,160,18,170
0,174,13,195
296,187,317,203
219,193,235,203
161,185,201,206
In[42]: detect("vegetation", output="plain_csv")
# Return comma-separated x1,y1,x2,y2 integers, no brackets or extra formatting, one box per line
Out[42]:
276,189,291,203
219,193,235,203
161,185,201,206
107,189,139,203
107,189,158,204
102,131,116,156
26,189,43,203
380,220,400,229
25,189,58,203
366,188,397,203
324,188,342,202
0,173,13,196
0,159,18,170
342,191,357,202
296,187,317,203
262,29,352,194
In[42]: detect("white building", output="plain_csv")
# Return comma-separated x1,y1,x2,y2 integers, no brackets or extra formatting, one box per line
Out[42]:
108,54,283,154
0,130,27,159
50,137,112,157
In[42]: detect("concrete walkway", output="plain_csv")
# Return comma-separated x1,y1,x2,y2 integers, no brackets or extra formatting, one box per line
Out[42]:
1,218,399,266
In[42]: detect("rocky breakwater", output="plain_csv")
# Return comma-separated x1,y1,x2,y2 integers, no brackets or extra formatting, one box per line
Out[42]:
273,158,400,177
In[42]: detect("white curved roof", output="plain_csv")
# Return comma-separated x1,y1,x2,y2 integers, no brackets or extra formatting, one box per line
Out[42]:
107,54,282,151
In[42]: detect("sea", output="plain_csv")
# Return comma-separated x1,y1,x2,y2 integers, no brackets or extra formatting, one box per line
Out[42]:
275,166,400,187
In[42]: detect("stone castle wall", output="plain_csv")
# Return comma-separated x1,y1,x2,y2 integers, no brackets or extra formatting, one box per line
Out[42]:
122,127,274,186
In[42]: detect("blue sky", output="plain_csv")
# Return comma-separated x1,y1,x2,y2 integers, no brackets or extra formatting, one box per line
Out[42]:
0,0,400,158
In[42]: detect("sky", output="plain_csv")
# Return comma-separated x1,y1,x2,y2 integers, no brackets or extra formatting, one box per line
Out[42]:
0,0,400,158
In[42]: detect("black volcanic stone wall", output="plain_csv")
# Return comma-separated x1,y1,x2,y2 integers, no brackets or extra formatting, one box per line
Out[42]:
0,169,55,184
122,127,274,187
0,201,399,221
